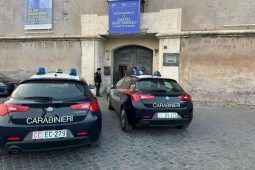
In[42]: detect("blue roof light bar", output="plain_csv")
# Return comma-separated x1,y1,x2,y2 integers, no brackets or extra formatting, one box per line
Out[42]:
36,67,46,75
69,68,77,76
153,71,161,77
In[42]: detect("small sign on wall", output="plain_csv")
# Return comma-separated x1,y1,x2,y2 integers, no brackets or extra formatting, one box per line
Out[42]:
163,53,179,66
104,67,111,75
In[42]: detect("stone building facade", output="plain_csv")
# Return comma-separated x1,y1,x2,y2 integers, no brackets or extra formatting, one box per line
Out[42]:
0,0,255,105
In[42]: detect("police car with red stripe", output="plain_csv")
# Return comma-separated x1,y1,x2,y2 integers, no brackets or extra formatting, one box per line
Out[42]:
0,68,102,153
107,71,193,132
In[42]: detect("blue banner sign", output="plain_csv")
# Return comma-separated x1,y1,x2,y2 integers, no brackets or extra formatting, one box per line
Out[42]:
109,0,140,34
25,0,53,30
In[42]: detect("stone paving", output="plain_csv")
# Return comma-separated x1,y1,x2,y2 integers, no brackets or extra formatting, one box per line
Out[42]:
0,97,255,170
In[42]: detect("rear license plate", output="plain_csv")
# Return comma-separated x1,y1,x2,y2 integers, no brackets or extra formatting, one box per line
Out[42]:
157,112,180,119
32,130,67,140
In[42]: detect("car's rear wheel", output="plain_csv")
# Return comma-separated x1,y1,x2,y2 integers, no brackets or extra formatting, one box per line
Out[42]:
90,132,102,148
107,96,114,110
8,147,22,154
120,108,133,132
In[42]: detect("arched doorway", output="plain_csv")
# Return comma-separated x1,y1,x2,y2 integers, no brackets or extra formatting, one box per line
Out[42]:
113,45,153,83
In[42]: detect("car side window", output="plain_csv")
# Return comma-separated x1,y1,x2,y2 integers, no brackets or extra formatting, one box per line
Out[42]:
121,77,132,89
131,77,137,85
127,77,136,90
116,77,125,88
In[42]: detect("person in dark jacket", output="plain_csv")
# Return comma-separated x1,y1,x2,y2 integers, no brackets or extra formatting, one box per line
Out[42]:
94,68,102,97
133,67,141,76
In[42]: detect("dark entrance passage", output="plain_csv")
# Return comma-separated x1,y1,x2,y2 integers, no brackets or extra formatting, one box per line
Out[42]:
113,46,153,83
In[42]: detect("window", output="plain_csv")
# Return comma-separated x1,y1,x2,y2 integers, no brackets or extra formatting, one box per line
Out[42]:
12,81,91,101
136,79,184,93
121,77,132,89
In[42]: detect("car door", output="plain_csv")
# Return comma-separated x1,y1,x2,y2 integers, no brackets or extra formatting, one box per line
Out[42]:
110,77,125,110
115,76,133,114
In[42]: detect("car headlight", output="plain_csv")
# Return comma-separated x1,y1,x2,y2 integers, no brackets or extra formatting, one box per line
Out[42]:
0,82,6,86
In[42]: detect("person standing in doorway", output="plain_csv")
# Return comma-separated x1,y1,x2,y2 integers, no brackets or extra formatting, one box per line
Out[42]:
133,67,139,75
94,68,102,97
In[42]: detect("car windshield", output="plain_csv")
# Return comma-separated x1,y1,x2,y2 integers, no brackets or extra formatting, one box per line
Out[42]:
12,81,91,101
136,79,184,93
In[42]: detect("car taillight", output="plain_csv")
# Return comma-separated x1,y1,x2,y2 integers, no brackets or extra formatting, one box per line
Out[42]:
0,104,30,116
183,113,190,118
8,104,30,112
143,115,152,119
130,94,155,102
0,104,8,116
178,94,192,103
71,101,99,112
140,94,155,100
89,101,99,112
77,131,89,136
8,137,20,141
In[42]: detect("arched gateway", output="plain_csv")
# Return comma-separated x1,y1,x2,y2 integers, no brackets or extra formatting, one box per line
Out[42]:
113,45,153,83
81,9,181,89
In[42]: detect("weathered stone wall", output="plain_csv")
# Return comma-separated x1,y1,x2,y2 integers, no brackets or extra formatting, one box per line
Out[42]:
0,40,82,80
1,0,255,36
180,36,255,106
145,0,255,31
0,0,108,36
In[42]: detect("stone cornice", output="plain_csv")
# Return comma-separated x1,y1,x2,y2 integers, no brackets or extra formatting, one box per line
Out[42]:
1,29,255,41
0,35,106,42
156,29,255,38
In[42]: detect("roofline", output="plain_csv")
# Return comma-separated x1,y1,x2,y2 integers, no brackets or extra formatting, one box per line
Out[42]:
130,75,177,82
21,77,84,83
20,73,85,84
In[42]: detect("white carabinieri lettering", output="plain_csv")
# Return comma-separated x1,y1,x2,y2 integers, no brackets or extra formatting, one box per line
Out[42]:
26,116,74,125
153,103,181,108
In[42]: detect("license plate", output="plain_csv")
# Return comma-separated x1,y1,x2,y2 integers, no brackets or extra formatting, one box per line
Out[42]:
32,130,67,140
157,112,180,119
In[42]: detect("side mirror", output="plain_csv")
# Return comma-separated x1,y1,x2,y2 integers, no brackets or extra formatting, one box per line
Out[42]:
88,84,95,89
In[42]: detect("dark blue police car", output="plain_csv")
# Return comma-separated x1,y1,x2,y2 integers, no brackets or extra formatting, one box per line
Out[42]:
0,68,102,153
0,73,19,96
107,73,193,132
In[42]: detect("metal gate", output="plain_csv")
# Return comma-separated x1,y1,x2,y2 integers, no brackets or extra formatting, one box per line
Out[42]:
113,46,153,83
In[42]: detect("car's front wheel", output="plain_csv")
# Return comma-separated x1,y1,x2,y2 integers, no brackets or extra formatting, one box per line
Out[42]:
120,108,133,132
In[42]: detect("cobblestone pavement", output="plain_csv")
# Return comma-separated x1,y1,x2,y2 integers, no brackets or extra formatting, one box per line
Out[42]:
0,97,255,170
